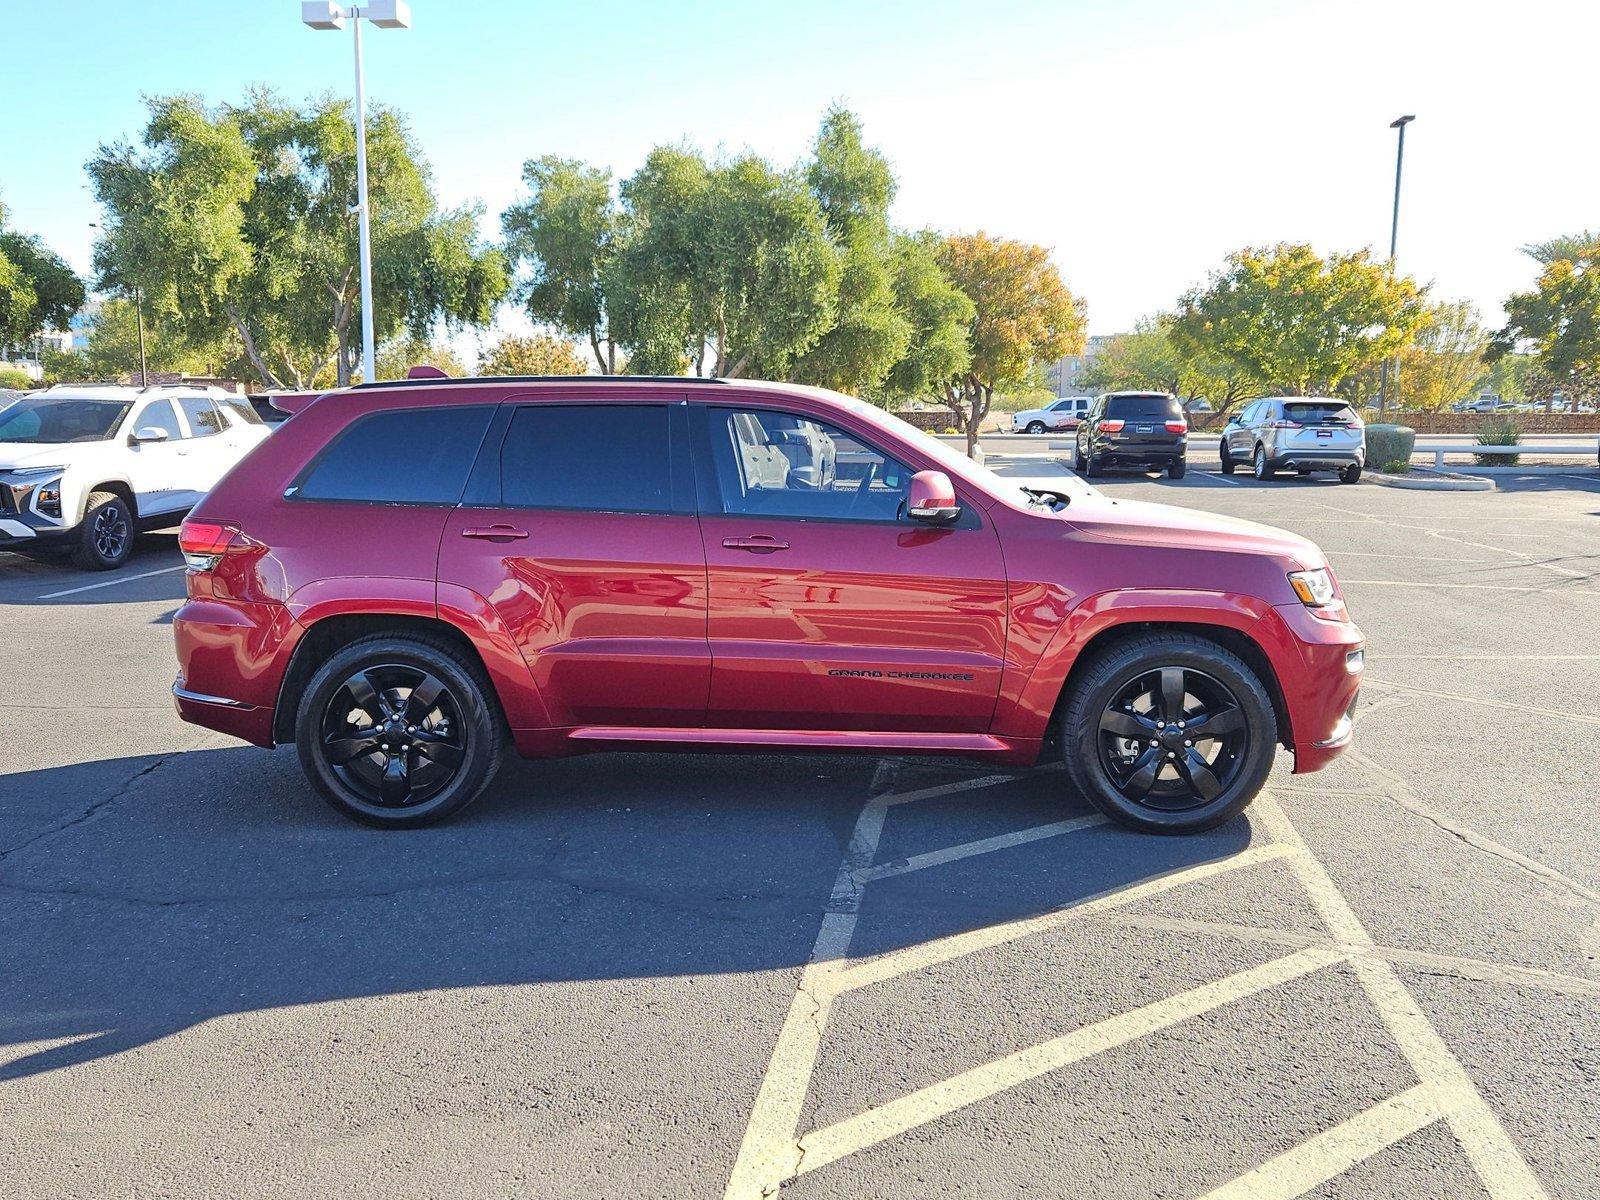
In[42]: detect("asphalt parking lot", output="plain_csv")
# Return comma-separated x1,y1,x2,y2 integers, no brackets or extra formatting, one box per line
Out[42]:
2,464,1598,1199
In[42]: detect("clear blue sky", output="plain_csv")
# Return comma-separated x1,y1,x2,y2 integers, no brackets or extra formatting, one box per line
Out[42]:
3,0,1595,341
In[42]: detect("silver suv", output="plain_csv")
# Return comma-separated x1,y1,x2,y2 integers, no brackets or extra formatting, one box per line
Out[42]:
1220,397,1365,483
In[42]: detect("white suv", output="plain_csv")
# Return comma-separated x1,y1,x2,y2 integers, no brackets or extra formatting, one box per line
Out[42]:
0,384,272,570
1011,396,1089,434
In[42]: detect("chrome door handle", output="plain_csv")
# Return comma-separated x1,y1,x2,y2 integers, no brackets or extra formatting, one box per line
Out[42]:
461,525,529,541
722,535,789,553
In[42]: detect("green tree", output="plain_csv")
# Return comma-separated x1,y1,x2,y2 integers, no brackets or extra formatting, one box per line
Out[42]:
934,232,1086,457
1491,236,1600,410
1398,300,1490,411
374,335,466,381
609,147,839,378
0,199,86,348
89,93,508,390
501,156,621,372
790,107,910,394
1173,244,1427,396
480,333,587,376
81,298,237,381
876,232,973,403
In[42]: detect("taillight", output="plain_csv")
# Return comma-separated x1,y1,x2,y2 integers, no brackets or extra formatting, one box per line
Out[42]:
1165,420,1188,434
178,519,245,571
1098,419,1125,433
1266,420,1300,430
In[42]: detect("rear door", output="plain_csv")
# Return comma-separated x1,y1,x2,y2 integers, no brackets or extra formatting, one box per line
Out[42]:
694,403,1007,733
437,399,709,730
175,395,235,500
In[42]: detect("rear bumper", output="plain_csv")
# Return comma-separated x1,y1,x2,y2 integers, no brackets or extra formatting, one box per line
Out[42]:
173,679,275,747
171,596,293,748
1273,448,1363,471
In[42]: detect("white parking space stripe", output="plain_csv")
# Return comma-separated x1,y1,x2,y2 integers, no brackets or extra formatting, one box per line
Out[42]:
855,813,1107,882
38,564,187,599
795,946,1349,1177
876,774,1013,808
1254,795,1552,1200
1198,1084,1441,1200
838,843,1298,993
1340,579,1600,597
1363,677,1600,730
1191,470,1244,486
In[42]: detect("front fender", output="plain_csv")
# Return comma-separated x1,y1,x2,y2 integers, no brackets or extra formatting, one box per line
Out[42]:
992,588,1285,740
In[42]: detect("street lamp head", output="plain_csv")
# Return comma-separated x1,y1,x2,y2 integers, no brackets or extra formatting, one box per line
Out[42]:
301,2,346,30
1390,114,1416,129
364,0,412,28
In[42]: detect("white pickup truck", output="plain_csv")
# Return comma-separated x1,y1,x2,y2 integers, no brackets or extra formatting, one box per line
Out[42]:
0,384,272,570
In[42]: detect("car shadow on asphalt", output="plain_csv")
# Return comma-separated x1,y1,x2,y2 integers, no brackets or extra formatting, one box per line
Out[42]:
0,746,1253,1082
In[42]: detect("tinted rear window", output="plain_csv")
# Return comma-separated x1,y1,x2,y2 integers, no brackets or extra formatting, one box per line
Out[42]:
1105,394,1180,419
295,406,493,504
500,404,672,513
1284,402,1357,424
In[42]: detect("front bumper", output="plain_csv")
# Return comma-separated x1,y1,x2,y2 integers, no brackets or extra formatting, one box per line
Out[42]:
1259,603,1364,774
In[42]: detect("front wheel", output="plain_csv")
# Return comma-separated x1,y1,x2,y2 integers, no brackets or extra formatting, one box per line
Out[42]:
1219,443,1236,475
72,491,134,570
1340,462,1362,484
296,634,505,828
1026,421,1046,434
1058,633,1277,833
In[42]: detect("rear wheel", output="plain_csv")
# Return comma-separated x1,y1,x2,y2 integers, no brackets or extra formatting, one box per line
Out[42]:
296,634,505,828
1253,445,1275,481
1073,444,1087,473
1340,462,1362,484
72,491,134,570
1167,458,1186,479
1085,447,1104,478
1059,633,1277,833
1026,421,1046,434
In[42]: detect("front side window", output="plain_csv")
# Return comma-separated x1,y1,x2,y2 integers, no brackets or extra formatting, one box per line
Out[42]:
178,396,225,437
705,408,910,522
499,404,672,513
295,405,494,504
135,399,186,441
0,397,130,444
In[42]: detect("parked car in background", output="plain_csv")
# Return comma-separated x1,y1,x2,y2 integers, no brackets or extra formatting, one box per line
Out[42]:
1011,396,1089,433
1073,392,1188,478
1182,398,1215,414
1220,397,1364,483
171,375,1362,834
0,383,271,569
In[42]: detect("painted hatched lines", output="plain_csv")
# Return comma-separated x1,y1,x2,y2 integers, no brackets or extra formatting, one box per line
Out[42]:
724,779,1552,1199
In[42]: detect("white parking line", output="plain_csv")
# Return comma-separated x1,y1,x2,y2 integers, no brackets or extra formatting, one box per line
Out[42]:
38,564,187,599
856,813,1106,882
1199,1083,1441,1200
1340,579,1600,597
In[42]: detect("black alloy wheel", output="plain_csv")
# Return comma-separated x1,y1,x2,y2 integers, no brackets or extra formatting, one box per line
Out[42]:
1059,632,1277,833
319,664,466,808
296,634,504,828
1096,666,1246,812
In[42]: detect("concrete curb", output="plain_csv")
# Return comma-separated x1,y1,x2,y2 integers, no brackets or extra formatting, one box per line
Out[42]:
1365,470,1495,492
1444,462,1600,476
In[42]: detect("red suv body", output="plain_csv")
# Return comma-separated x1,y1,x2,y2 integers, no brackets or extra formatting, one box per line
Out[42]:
173,377,1362,831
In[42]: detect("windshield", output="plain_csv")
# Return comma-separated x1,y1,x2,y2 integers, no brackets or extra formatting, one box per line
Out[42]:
0,397,131,444
845,400,1010,488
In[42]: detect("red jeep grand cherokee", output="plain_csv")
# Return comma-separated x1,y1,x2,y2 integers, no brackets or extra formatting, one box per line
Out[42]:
172,376,1362,832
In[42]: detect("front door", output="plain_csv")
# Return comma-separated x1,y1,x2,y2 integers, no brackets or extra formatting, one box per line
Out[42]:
694,404,1008,733
437,400,710,730
123,397,192,516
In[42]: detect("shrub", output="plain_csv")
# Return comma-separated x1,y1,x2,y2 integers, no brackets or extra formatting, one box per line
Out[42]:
0,368,35,390
1365,424,1415,474
1473,415,1521,465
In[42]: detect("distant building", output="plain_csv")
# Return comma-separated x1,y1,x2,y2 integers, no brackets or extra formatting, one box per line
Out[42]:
0,327,75,381
1044,334,1121,397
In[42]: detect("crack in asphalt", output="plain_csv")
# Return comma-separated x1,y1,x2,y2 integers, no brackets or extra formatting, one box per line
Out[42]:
0,752,181,863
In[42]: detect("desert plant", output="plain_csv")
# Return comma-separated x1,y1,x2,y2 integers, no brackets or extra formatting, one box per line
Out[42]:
0,368,35,390
1364,423,1415,473
1473,415,1521,465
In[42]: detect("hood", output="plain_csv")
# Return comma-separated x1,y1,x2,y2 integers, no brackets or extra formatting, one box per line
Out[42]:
0,443,84,471
1065,491,1325,570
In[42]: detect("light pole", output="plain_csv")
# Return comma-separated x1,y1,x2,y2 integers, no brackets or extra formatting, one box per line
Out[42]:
87,221,147,386
1378,114,1414,417
301,2,411,386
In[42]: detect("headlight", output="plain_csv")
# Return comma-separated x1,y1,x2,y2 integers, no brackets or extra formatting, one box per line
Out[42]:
5,464,65,477
1288,568,1337,607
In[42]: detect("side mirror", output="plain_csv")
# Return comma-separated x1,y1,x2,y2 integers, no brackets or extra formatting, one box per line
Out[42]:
906,470,961,524
131,426,170,444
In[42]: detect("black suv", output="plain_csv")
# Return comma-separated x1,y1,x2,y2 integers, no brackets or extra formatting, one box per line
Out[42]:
1074,392,1187,479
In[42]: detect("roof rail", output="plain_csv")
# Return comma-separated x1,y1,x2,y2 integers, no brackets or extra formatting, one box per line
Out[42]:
352,374,726,391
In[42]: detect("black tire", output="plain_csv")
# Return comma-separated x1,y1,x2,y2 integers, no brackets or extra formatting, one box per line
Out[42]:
295,633,505,829
1167,458,1187,479
1085,448,1103,478
1059,632,1277,834
1252,445,1275,481
1219,443,1236,475
1026,421,1046,434
1074,444,1087,473
72,491,134,570
1340,462,1362,484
